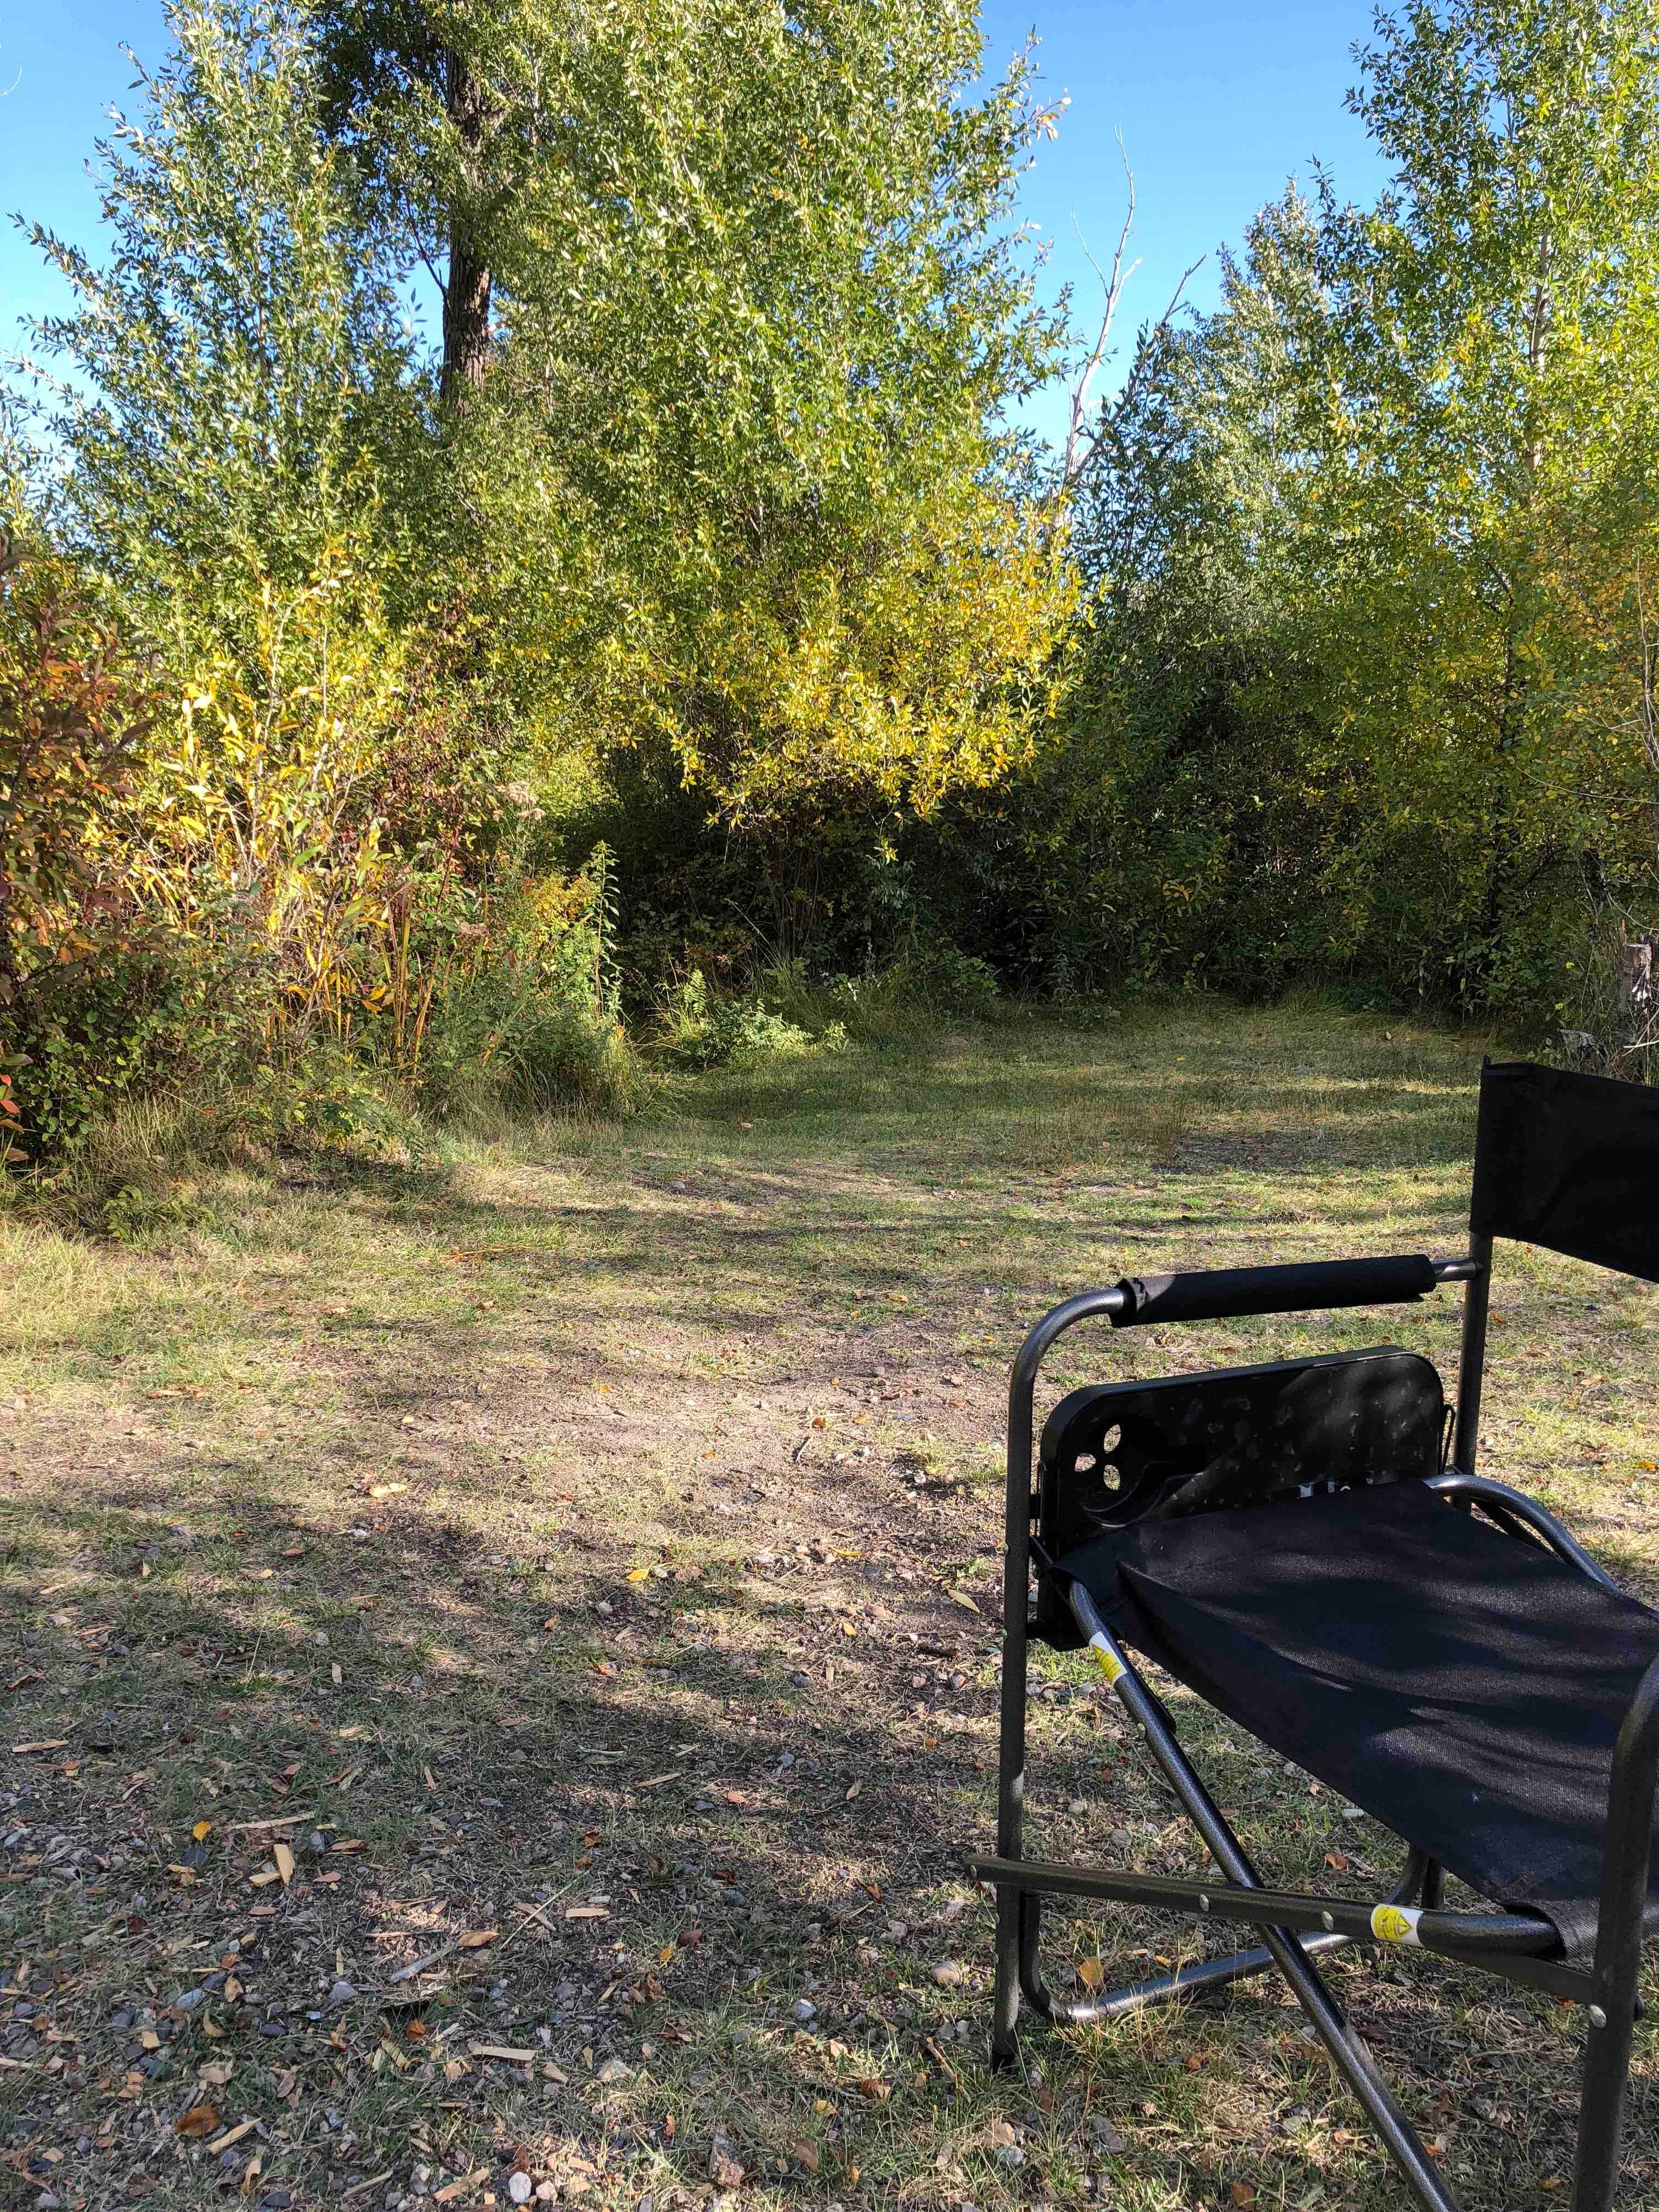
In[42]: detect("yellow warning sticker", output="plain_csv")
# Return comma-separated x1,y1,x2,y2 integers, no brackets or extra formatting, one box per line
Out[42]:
1370,1903,1423,1946
1090,1639,1127,1688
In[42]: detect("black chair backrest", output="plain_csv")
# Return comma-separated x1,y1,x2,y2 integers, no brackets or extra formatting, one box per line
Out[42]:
1471,1062,1659,1283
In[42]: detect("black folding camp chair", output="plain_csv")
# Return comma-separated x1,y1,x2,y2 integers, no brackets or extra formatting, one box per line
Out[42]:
972,1060,1659,2211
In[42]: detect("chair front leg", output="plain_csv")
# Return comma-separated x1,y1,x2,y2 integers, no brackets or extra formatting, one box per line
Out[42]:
992,1381,1036,2069
990,1575,1029,2068
1573,1655,1659,2212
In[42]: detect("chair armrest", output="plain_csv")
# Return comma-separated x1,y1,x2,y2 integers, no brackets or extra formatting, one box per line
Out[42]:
1110,1254,1440,1329
1424,1472,1620,1592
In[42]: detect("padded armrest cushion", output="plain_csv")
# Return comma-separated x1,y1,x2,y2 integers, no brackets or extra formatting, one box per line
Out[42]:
1111,1254,1437,1328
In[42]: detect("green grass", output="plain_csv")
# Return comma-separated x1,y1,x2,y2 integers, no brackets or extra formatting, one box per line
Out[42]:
0,999,1655,2210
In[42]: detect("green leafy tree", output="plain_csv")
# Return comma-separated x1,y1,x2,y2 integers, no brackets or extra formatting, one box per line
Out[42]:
20,0,417,675
1048,1,1659,1017
445,0,1077,845
1318,0,1659,1001
1042,190,1356,991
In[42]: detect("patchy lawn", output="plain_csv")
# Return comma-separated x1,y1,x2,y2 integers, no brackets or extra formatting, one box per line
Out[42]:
2,1001,1656,2212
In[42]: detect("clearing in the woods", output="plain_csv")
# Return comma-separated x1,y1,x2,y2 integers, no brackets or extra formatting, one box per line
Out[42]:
3,1002,1656,2212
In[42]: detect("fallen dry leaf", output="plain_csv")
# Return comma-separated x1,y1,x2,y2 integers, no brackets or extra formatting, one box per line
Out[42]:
274,1843,295,1886
1077,1956,1105,1990
433,2171,490,2204
176,2106,221,2138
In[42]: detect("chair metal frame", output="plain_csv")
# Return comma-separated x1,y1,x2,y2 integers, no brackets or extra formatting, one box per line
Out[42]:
973,1251,1659,2212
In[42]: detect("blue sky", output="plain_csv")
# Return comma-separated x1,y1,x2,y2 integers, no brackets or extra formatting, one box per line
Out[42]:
1,0,1390,449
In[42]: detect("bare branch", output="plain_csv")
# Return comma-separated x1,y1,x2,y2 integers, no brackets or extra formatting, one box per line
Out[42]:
1059,128,1204,495
1064,252,1205,491
1062,130,1139,491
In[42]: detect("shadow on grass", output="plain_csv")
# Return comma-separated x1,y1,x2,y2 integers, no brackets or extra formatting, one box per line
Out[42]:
7,1006,1645,2210
8,1417,1649,2212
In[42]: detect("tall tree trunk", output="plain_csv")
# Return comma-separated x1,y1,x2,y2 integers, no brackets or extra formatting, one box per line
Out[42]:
441,47,491,404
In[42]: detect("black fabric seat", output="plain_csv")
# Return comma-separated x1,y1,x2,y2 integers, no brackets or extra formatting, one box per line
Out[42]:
1056,1480,1659,1959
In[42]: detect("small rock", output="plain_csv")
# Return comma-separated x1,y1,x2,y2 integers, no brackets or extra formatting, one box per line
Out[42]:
992,2145,1025,2171
791,1999,817,2023
595,2057,631,2083
329,1980,357,2006
535,2185,557,2203
932,1961,966,1987
508,2176,533,2205
789,1671,811,1689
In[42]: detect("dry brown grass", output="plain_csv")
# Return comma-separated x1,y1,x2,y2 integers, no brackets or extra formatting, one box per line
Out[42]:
1,1001,1655,2212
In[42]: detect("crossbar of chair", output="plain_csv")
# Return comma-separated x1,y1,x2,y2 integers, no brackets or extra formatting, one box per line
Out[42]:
1068,1929,1351,2018
1032,1842,1440,2020
970,1853,1594,2004
973,1857,1557,1955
